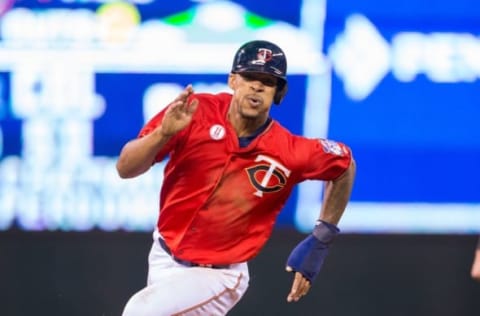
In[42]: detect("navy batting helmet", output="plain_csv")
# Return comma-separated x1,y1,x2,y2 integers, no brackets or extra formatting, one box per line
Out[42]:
231,40,288,104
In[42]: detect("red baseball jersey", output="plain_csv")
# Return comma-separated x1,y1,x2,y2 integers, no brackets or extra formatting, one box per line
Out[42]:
138,92,352,265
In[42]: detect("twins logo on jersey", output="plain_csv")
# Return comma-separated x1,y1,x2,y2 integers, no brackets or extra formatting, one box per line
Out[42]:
245,154,291,197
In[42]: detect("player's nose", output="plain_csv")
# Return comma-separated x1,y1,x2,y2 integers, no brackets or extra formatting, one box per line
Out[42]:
249,81,265,92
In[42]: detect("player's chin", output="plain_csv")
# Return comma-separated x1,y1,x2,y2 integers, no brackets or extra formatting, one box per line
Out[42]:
240,107,264,119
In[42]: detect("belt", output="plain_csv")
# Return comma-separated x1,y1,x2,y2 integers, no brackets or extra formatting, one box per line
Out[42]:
158,238,230,269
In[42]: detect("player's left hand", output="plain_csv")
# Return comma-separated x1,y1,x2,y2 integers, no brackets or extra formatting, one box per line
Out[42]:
284,220,340,302
285,267,311,302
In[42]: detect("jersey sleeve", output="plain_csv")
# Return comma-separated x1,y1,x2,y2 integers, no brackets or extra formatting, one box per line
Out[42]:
299,138,352,181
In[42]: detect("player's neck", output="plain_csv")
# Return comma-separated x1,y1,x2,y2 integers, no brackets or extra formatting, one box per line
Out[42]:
228,112,269,137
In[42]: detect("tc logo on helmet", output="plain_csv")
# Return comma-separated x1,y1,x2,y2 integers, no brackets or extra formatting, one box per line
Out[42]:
252,48,273,65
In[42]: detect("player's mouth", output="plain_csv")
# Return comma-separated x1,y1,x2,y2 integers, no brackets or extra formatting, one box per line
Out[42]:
246,95,263,107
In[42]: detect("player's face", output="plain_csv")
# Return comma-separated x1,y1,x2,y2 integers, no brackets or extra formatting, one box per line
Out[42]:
228,72,277,120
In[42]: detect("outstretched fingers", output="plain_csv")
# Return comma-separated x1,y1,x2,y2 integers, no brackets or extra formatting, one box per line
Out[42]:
167,85,197,113
186,98,199,115
286,269,311,302
160,84,199,137
177,84,194,102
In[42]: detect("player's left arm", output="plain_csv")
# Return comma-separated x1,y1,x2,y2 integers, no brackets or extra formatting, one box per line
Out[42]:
286,157,356,302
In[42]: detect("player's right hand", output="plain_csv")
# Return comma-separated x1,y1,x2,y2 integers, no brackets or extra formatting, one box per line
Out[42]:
159,84,199,137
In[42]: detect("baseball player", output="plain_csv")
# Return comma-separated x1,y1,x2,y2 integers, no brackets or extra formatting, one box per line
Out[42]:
472,237,480,282
117,40,356,315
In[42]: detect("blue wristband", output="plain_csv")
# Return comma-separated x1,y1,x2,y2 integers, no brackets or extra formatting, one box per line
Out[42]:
313,220,340,244
286,220,339,283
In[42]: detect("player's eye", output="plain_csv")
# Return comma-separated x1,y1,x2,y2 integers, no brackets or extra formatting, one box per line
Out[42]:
240,73,277,87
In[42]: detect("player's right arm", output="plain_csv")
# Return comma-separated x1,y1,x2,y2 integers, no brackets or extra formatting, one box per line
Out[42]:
116,85,199,178
116,128,172,178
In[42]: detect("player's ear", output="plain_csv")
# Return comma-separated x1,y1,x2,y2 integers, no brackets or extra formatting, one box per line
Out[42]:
274,82,288,105
228,73,237,90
